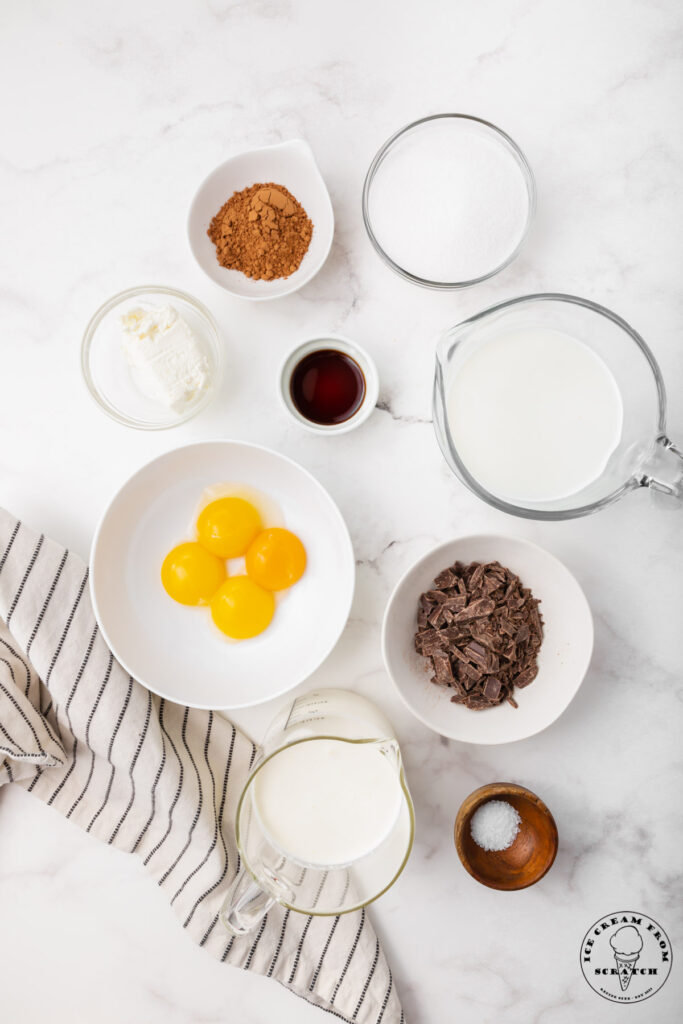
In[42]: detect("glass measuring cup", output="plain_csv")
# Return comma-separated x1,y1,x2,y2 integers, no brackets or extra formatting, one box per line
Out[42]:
433,293,682,519
220,689,414,936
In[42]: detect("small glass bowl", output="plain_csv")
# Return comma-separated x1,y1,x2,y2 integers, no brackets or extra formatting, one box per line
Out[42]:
81,285,223,430
362,113,536,290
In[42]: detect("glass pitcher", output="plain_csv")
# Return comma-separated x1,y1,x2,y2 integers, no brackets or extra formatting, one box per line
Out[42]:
433,293,682,520
220,689,414,936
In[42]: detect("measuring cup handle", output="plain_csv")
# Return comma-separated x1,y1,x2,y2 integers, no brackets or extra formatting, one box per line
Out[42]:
220,868,275,936
639,435,683,504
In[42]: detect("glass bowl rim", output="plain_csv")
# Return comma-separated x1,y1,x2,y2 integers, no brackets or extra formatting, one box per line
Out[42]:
81,284,223,431
362,112,537,290
433,291,667,520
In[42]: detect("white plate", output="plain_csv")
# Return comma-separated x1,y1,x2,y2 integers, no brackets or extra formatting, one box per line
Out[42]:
382,535,593,744
188,140,334,300
90,441,355,709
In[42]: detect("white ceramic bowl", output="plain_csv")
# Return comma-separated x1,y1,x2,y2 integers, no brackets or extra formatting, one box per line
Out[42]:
188,140,334,300
382,535,593,744
90,441,355,709
278,335,380,435
81,285,223,430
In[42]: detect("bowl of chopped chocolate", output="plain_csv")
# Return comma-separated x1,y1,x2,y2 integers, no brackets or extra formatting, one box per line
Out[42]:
188,139,334,300
381,535,593,744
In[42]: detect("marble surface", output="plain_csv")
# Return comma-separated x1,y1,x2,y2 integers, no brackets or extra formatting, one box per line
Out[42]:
1,0,682,1021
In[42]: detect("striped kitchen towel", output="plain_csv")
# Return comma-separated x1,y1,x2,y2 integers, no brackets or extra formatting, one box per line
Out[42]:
0,508,403,1024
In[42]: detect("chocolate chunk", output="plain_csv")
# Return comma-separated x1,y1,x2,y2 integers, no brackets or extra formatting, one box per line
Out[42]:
428,606,445,628
514,665,539,688
483,676,502,701
464,641,488,669
432,651,454,684
453,597,496,622
413,559,544,713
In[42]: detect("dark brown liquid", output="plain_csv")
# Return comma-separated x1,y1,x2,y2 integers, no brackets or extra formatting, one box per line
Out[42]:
290,349,366,425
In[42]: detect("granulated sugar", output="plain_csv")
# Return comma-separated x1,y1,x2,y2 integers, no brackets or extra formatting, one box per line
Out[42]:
367,118,530,283
470,799,521,851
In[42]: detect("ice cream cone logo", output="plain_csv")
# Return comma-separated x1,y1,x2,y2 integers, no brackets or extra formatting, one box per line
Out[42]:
610,925,643,991
580,911,672,1004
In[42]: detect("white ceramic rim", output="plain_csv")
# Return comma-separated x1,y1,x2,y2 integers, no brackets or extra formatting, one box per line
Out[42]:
80,284,223,430
89,439,356,709
381,534,594,744
278,335,380,435
186,140,334,302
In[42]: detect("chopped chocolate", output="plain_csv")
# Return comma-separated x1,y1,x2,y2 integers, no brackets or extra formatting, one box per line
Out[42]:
414,559,544,711
432,651,454,685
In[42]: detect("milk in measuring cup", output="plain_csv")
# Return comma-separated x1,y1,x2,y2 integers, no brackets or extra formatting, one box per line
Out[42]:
446,327,623,502
252,690,405,867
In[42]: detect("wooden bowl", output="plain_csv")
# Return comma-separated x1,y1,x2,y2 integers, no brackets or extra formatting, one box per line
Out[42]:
454,783,558,890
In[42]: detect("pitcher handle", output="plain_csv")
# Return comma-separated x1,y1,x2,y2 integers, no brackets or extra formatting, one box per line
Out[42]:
638,435,683,504
220,868,275,936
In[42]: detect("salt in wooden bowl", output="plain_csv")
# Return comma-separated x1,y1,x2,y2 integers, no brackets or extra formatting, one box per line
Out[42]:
454,782,558,890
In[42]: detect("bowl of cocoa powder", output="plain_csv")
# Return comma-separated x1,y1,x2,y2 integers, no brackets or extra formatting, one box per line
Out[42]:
188,139,334,300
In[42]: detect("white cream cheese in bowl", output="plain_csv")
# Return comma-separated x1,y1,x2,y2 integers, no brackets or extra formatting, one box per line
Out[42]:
120,304,209,413
81,285,223,430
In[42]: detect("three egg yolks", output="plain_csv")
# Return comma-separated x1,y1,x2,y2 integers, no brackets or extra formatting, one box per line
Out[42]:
161,497,306,640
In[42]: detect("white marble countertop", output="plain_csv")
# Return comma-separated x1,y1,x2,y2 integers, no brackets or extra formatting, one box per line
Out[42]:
1,1,682,1021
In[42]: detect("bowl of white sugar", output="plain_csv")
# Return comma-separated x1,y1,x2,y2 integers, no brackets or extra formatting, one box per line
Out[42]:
362,113,535,288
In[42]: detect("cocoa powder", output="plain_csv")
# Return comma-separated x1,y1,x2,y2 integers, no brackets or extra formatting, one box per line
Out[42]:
207,183,313,281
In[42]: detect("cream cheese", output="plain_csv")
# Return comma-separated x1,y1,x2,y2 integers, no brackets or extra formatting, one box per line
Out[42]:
121,304,210,412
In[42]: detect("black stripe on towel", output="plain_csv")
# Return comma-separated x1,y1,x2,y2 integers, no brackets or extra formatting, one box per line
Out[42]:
0,520,21,575
0,719,23,754
331,908,365,1004
64,651,115,815
87,673,134,832
375,971,393,1024
267,908,291,977
44,569,89,695
171,713,218,905
108,688,153,844
0,662,48,757
244,914,269,970
143,701,185,866
309,915,340,990
158,708,205,886
287,915,313,984
0,636,31,696
45,624,99,805
6,535,44,626
194,725,237,937
131,717,168,854
352,937,380,1020
26,549,68,655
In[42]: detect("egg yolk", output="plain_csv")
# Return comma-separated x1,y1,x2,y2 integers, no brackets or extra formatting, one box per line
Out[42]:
196,497,262,558
210,576,275,640
245,528,306,591
161,542,226,606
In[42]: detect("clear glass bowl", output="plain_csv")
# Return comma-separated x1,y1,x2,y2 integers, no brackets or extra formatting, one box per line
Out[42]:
362,113,536,289
434,293,683,519
81,285,223,430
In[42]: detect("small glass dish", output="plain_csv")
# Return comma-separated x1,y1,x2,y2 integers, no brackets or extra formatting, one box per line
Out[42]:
362,113,536,289
81,285,223,430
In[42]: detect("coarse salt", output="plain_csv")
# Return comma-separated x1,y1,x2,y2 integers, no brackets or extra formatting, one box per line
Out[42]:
367,118,530,283
470,799,521,851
